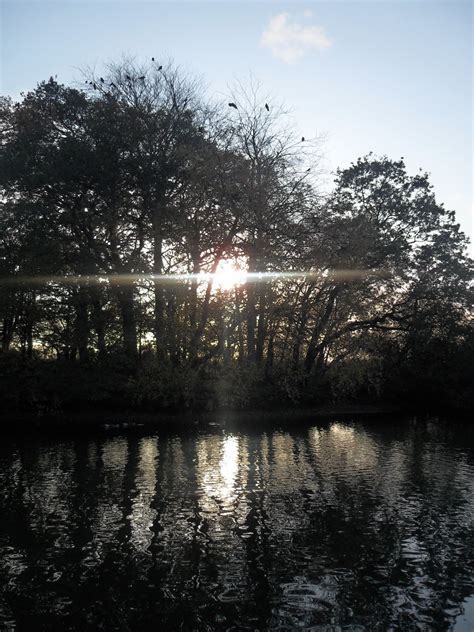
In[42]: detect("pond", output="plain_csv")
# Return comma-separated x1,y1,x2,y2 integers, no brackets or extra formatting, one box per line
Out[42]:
0,417,473,630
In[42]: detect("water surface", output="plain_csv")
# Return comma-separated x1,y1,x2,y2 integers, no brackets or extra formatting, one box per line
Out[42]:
1,417,473,630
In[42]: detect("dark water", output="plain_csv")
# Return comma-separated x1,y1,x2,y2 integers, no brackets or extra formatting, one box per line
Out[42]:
1,418,473,631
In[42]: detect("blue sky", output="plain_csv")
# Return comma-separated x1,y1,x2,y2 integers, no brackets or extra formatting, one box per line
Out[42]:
1,1,472,252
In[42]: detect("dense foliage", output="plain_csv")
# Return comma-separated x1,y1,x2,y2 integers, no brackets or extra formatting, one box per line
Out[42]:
0,60,472,414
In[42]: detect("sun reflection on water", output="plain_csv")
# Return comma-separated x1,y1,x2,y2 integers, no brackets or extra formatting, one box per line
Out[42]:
196,433,242,512
129,438,158,553
219,435,239,496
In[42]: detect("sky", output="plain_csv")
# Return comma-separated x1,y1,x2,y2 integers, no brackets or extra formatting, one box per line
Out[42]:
1,0,472,253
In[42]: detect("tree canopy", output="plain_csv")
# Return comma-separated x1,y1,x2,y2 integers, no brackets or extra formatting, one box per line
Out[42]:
1,60,472,413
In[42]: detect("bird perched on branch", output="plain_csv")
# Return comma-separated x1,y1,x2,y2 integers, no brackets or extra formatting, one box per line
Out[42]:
265,103,269,111
100,77,104,83
301,136,305,142
228,102,238,109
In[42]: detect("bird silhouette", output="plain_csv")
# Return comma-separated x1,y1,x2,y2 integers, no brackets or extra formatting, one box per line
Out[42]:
228,102,238,109
301,136,305,142
306,168,311,172
152,57,155,61
158,65,163,71
139,76,145,80
100,77,104,83
126,75,131,81
92,83,97,90
265,103,269,111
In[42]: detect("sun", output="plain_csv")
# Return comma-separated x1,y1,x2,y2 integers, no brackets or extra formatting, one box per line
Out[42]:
213,259,247,291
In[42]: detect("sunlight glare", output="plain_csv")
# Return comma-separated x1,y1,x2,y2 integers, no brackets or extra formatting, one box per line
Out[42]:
213,259,247,291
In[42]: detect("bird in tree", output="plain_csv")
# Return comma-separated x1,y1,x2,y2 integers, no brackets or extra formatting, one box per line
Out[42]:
92,82,97,90
301,136,305,142
100,77,104,83
126,75,132,81
152,57,155,61
265,103,269,111
158,65,163,71
228,102,238,109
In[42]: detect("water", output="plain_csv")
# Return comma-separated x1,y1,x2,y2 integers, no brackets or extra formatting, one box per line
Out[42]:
0,417,473,631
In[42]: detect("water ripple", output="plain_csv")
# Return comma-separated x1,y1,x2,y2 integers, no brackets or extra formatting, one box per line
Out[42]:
0,418,473,630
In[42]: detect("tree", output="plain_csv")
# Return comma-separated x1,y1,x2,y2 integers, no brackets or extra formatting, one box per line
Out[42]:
1,64,471,413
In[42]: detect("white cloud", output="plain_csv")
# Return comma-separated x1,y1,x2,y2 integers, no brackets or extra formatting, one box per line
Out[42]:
261,13,332,63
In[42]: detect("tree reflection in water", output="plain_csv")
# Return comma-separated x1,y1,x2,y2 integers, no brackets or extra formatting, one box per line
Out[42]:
0,419,473,630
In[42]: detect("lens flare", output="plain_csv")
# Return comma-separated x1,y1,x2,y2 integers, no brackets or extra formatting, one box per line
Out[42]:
0,268,390,287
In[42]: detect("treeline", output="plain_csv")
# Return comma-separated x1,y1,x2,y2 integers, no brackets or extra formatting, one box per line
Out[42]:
0,59,472,414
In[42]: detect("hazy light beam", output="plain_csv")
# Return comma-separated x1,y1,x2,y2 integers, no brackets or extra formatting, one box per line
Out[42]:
0,269,391,286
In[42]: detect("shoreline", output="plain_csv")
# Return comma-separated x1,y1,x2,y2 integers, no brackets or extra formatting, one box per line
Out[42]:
0,403,458,437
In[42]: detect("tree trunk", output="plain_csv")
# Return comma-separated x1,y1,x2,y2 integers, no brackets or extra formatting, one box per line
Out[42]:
26,322,33,359
1,315,15,353
91,295,106,357
255,286,267,367
25,291,36,359
153,209,165,358
111,282,138,358
235,288,245,364
189,240,201,333
74,287,89,362
291,287,313,370
265,329,275,378
166,289,178,364
304,287,339,374
246,251,257,362
189,244,227,364
120,288,138,358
